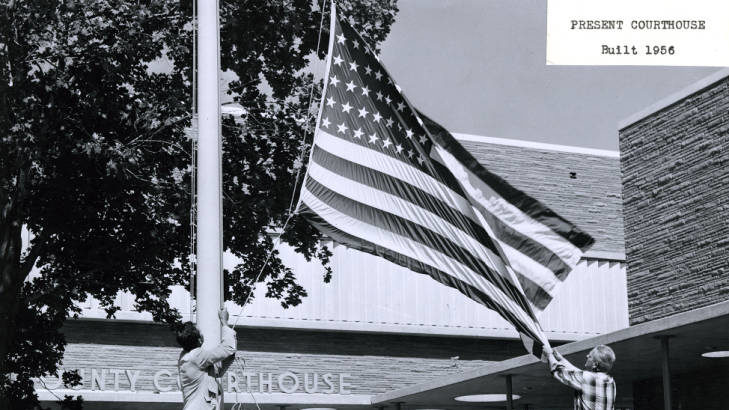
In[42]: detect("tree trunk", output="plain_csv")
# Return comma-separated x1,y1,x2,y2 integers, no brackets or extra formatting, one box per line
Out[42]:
0,214,23,410
1,162,28,409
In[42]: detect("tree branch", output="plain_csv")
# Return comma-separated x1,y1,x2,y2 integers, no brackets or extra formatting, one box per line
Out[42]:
19,239,42,280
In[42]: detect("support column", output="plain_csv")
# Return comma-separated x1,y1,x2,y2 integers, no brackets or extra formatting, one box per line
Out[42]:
660,336,672,410
505,374,514,410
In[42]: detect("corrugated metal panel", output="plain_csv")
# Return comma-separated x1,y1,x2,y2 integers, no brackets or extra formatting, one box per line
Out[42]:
77,246,628,340
228,245,628,339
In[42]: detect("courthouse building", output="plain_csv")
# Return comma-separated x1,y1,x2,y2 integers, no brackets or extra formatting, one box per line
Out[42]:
35,133,627,409
36,69,729,410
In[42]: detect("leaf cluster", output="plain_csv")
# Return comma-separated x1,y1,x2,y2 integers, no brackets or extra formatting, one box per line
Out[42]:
0,0,398,408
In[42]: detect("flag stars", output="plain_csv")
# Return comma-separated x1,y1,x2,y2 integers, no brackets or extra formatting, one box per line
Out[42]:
322,117,331,128
395,144,403,154
419,135,428,144
364,66,372,75
329,75,340,87
396,102,406,112
375,71,383,80
357,106,369,118
337,122,349,134
360,85,370,97
345,81,357,92
385,95,392,105
372,112,382,123
382,138,392,149
333,55,344,66
353,128,364,139
352,39,360,49
407,149,414,158
336,33,346,44
406,129,414,139
349,61,359,72
417,155,426,165
368,133,379,144
341,102,352,113
375,91,383,101
385,117,394,128
326,96,336,108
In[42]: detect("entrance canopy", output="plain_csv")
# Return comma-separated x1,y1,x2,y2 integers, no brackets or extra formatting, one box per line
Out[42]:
372,301,729,409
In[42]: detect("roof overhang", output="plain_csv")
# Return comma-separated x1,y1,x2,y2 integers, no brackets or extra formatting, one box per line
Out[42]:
372,300,729,409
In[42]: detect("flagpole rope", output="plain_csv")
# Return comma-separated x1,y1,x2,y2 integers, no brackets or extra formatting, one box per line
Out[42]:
229,2,329,408
286,0,329,215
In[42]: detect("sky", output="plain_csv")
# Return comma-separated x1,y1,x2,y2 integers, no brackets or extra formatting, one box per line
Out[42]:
375,0,719,150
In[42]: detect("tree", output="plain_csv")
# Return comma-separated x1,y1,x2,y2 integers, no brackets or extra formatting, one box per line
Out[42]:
0,0,398,408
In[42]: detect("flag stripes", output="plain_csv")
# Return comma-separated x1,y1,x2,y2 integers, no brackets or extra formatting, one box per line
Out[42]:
432,145,587,271
311,145,502,257
313,130,486,233
308,161,504,274
302,201,542,343
298,195,546,342
304,177,532,314
314,140,573,281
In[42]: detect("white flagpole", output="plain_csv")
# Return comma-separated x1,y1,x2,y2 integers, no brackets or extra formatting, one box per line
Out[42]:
196,0,223,373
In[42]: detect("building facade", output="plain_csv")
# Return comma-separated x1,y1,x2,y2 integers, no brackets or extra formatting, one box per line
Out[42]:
619,68,729,410
35,135,627,410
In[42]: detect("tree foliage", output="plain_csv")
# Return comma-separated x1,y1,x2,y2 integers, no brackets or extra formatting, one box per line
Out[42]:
0,0,398,408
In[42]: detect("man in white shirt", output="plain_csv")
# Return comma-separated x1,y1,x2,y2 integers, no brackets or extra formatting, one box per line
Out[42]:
177,307,237,410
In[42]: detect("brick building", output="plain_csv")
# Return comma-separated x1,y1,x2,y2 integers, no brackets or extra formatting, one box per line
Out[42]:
620,70,729,325
35,135,627,410
618,68,729,410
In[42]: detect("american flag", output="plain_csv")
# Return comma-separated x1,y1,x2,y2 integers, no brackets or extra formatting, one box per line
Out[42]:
298,6,594,356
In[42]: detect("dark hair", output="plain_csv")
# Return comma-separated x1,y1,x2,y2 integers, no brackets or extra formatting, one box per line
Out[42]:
176,322,202,351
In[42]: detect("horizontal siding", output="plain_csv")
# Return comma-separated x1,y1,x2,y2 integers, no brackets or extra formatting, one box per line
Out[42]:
78,244,628,340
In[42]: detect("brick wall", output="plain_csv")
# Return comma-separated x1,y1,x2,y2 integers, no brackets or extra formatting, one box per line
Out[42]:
61,320,526,359
619,77,729,325
38,320,525,395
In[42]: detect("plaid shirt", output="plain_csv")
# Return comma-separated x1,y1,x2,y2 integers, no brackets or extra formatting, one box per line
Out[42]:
550,357,615,410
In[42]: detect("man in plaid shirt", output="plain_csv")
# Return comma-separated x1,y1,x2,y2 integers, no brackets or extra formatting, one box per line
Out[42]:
548,345,616,410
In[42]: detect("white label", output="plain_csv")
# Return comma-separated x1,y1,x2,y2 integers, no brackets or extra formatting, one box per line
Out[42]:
546,0,729,66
